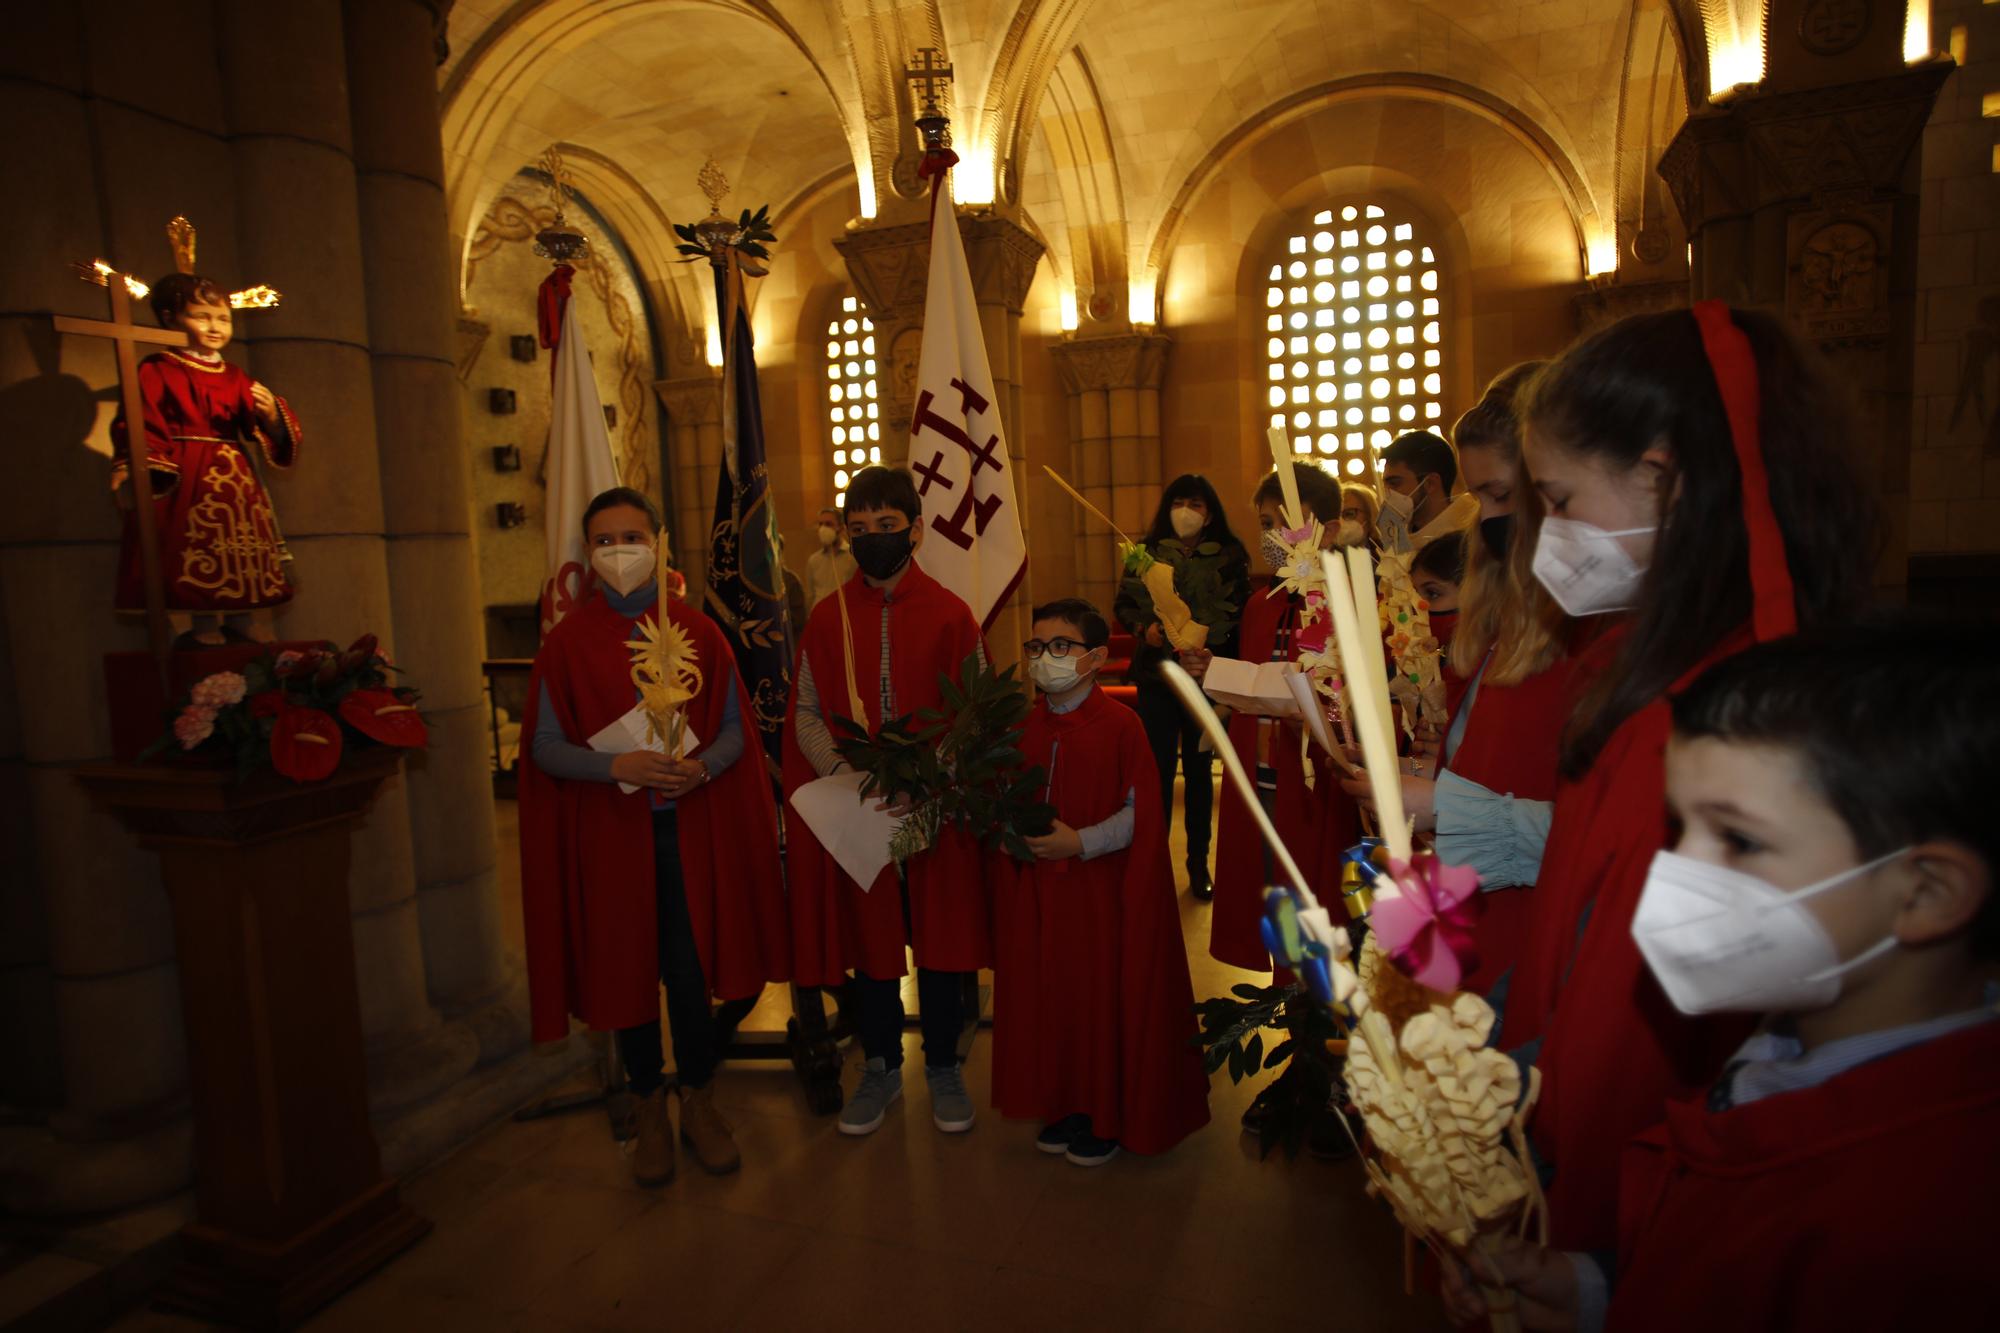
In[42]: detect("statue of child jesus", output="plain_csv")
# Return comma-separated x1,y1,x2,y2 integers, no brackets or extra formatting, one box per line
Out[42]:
111,272,300,646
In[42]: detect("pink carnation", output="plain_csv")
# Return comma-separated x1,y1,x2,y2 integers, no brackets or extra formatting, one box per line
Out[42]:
190,671,248,709
273,649,305,674
173,703,217,750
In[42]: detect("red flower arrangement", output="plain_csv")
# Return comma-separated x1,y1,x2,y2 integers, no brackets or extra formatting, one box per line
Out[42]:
147,634,428,782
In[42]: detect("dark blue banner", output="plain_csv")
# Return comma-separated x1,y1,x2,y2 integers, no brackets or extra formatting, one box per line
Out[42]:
703,261,794,775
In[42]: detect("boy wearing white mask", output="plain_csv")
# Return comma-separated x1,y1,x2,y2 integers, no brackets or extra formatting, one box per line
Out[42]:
1443,617,1998,1331
519,487,791,1187
990,600,1211,1165
805,504,855,608
1376,430,1477,554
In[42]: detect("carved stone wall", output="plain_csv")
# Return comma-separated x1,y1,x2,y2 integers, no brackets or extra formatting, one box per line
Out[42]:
1049,334,1171,614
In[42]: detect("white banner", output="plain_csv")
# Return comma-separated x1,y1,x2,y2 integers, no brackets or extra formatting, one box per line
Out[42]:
539,298,622,635
906,184,1027,629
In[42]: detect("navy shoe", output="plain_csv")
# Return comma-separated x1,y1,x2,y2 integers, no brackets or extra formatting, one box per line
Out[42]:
1064,1133,1121,1167
1036,1113,1090,1155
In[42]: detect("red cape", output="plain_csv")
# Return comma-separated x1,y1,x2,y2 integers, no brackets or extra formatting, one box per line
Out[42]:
1442,648,1589,994
519,591,790,1043
1212,581,1357,971
782,564,990,985
1501,623,1756,1251
1609,1021,2000,1331
990,687,1211,1154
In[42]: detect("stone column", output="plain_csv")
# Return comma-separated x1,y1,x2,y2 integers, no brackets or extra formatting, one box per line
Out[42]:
835,211,1044,661
1049,335,1172,613
1659,61,1951,589
653,372,724,590
342,0,524,1069
0,2,226,1214
216,0,474,1114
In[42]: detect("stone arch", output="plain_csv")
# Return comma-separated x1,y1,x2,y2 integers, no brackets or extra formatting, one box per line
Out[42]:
1147,75,1602,306
1023,47,1129,324
439,0,864,309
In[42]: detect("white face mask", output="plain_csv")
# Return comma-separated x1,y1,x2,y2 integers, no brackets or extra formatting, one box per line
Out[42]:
1334,518,1364,547
1631,848,1908,1016
816,523,838,547
1170,505,1205,540
1260,530,1289,570
591,544,654,597
1031,653,1093,694
1532,516,1655,616
1380,487,1413,522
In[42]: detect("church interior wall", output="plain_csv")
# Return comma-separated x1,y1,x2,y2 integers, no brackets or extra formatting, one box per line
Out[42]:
460,170,664,629
1910,0,2000,559
1155,93,1586,531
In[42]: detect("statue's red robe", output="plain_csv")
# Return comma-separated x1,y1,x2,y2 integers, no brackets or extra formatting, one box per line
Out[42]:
112,348,298,612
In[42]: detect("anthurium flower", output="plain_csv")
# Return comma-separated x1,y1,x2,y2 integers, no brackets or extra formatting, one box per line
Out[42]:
340,634,379,672
271,707,343,781
338,689,428,747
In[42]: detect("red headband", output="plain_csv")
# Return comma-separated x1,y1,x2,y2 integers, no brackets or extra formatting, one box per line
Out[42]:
1691,300,1796,643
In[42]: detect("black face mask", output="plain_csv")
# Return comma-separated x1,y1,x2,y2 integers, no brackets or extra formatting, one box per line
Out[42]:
1480,513,1514,561
851,528,914,581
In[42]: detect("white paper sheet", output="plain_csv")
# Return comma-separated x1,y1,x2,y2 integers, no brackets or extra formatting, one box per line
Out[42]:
1283,671,1340,758
1201,657,1302,718
788,769,902,893
587,705,699,794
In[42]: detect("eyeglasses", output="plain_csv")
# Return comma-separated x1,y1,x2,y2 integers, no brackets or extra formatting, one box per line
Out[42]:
1022,637,1097,659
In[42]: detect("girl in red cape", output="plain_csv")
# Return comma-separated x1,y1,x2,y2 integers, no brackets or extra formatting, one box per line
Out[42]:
1494,304,1877,1254
1443,618,2000,1331
991,599,1210,1165
782,466,990,1138
519,487,789,1187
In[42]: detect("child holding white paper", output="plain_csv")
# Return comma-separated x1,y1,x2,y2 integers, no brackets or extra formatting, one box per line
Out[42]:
519,487,791,1187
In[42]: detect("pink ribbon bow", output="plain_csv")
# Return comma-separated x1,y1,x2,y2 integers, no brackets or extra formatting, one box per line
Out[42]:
1372,853,1483,992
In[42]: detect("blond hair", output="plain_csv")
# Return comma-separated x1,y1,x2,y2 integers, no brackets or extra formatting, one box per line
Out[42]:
1448,362,1567,686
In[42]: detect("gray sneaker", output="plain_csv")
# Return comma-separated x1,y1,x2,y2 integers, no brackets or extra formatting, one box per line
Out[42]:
838,1057,902,1136
925,1063,975,1133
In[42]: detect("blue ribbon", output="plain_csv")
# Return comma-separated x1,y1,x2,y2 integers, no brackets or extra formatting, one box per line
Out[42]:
1260,885,1338,1006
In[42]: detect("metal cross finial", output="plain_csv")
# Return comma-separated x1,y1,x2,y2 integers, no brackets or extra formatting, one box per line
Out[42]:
698,159,730,214
905,47,954,119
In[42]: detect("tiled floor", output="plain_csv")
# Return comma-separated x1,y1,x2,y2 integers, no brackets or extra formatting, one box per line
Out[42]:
111,789,1451,1332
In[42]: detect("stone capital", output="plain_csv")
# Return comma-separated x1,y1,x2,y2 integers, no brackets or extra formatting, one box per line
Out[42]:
1048,333,1173,395
1658,62,1952,228
835,210,1046,321
652,373,723,428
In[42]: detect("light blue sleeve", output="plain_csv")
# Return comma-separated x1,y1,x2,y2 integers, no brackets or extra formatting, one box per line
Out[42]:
1075,787,1137,861
530,681,620,784
1433,769,1554,889
1569,1251,1610,1333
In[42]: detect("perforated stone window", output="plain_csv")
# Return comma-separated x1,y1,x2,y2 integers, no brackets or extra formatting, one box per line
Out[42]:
825,294,882,506
1264,204,1444,479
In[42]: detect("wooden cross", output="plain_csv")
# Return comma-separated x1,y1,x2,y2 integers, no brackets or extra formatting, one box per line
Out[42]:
54,274,185,688
904,47,954,116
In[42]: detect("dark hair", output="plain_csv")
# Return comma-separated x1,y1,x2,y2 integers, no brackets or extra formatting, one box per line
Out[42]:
581,486,662,538
1031,597,1109,649
842,465,920,521
1521,307,1878,779
1412,530,1466,585
1142,473,1245,551
1253,463,1343,524
1672,613,2000,957
1382,430,1457,492
148,272,231,327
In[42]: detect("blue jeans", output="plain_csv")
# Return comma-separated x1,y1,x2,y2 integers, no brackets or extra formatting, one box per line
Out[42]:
615,809,720,1092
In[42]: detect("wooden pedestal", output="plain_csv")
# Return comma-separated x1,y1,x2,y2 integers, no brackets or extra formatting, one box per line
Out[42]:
74,749,430,1330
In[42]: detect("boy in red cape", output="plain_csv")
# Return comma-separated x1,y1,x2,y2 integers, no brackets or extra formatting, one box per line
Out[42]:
991,599,1210,1166
519,487,789,1187
1443,618,1999,1331
783,466,990,1137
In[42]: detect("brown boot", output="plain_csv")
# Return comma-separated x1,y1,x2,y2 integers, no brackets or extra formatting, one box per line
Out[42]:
677,1083,741,1175
630,1086,675,1187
